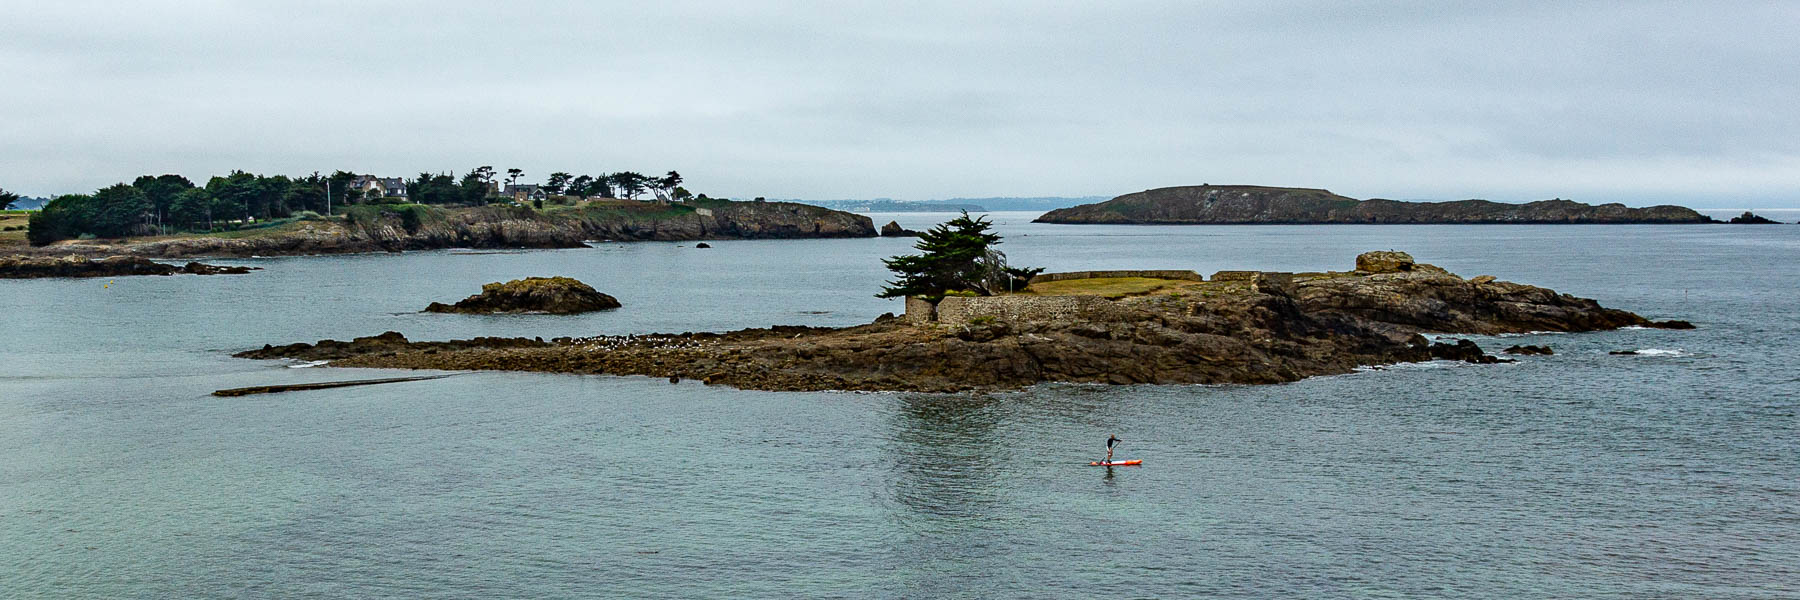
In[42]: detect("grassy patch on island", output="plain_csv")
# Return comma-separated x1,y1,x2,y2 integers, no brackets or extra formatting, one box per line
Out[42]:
0,212,29,247
1017,276,1199,299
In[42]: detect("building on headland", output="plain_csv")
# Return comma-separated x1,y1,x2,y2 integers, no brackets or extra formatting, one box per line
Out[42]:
347,175,408,199
503,184,548,202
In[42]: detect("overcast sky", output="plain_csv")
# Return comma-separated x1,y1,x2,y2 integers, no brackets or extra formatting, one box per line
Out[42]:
3,1,1797,207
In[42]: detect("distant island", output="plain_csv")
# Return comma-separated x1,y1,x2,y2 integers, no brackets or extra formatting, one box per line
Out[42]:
789,196,1107,213
1035,185,1716,224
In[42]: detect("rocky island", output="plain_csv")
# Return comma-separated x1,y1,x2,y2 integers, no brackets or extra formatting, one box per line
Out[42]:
424,277,621,314
1727,211,1781,224
1035,185,1715,224
236,251,1690,393
22,198,875,259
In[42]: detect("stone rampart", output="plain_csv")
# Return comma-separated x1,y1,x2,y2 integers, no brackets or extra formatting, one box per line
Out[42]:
904,296,937,324
1028,269,1204,284
935,295,1115,325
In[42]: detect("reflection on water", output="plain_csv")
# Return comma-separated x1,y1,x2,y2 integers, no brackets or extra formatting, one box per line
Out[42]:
883,394,1010,525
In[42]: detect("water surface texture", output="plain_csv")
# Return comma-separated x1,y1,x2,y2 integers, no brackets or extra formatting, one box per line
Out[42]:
3,214,1796,598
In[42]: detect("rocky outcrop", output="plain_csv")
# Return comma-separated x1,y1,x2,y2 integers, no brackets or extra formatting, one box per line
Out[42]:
1504,345,1554,355
237,331,552,361
1035,185,1716,224
1355,251,1415,273
424,277,620,314
1430,339,1511,364
239,252,1690,393
0,254,257,278
880,221,922,237
1728,211,1780,224
26,200,877,259
1291,253,1677,335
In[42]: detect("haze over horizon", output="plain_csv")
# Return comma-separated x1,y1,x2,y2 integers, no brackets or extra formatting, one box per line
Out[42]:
4,1,1798,208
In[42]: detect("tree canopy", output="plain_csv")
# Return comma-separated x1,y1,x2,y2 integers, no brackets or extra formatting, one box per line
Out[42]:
0,187,18,210
877,212,1042,301
19,165,706,245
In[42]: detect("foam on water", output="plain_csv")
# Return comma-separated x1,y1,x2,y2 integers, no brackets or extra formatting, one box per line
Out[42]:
1618,348,1690,357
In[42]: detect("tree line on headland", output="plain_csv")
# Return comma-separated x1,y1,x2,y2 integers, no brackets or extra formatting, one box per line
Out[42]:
15,168,686,245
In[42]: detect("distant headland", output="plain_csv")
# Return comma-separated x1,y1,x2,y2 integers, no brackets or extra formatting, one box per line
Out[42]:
1035,185,1717,224
5,168,879,258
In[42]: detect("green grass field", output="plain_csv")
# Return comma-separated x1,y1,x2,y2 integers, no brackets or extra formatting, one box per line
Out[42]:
0,212,30,247
1016,277,1200,299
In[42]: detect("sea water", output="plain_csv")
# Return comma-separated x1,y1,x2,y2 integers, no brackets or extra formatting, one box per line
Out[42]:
2,214,1795,598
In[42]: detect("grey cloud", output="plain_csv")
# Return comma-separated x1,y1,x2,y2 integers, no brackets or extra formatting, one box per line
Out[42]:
1,0,1796,207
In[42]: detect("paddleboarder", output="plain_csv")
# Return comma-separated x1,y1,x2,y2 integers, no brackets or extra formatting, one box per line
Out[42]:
1104,434,1121,464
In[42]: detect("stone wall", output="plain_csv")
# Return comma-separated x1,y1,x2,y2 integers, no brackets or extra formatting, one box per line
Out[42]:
935,295,1115,325
1029,269,1204,284
904,296,937,324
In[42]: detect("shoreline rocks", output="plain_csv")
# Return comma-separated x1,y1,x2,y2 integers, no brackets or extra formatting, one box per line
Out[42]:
238,251,1692,393
0,254,257,278
424,277,621,314
1728,211,1780,224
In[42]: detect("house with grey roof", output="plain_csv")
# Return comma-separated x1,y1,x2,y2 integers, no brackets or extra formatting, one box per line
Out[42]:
348,175,408,199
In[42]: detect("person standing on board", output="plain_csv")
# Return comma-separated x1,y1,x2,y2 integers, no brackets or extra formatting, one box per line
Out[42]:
1105,434,1122,464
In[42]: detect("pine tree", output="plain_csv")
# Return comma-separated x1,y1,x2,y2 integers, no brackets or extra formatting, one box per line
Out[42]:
877,211,1041,301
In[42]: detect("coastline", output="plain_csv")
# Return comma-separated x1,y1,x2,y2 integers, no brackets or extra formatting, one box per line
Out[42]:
8,199,877,259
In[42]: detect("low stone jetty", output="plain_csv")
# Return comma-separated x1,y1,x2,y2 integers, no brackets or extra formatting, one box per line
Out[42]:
213,374,456,397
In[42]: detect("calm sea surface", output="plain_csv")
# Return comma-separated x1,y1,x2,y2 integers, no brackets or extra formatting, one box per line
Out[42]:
3,213,1796,598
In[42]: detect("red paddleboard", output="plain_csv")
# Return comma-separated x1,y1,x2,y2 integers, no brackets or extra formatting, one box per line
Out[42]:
1089,460,1142,466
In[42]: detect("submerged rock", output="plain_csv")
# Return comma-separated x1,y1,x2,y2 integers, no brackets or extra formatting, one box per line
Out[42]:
1504,344,1554,355
424,277,621,314
1430,339,1508,363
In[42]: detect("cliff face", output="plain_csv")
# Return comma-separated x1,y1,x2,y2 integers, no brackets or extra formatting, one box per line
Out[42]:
33,200,877,258
1035,185,1715,224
